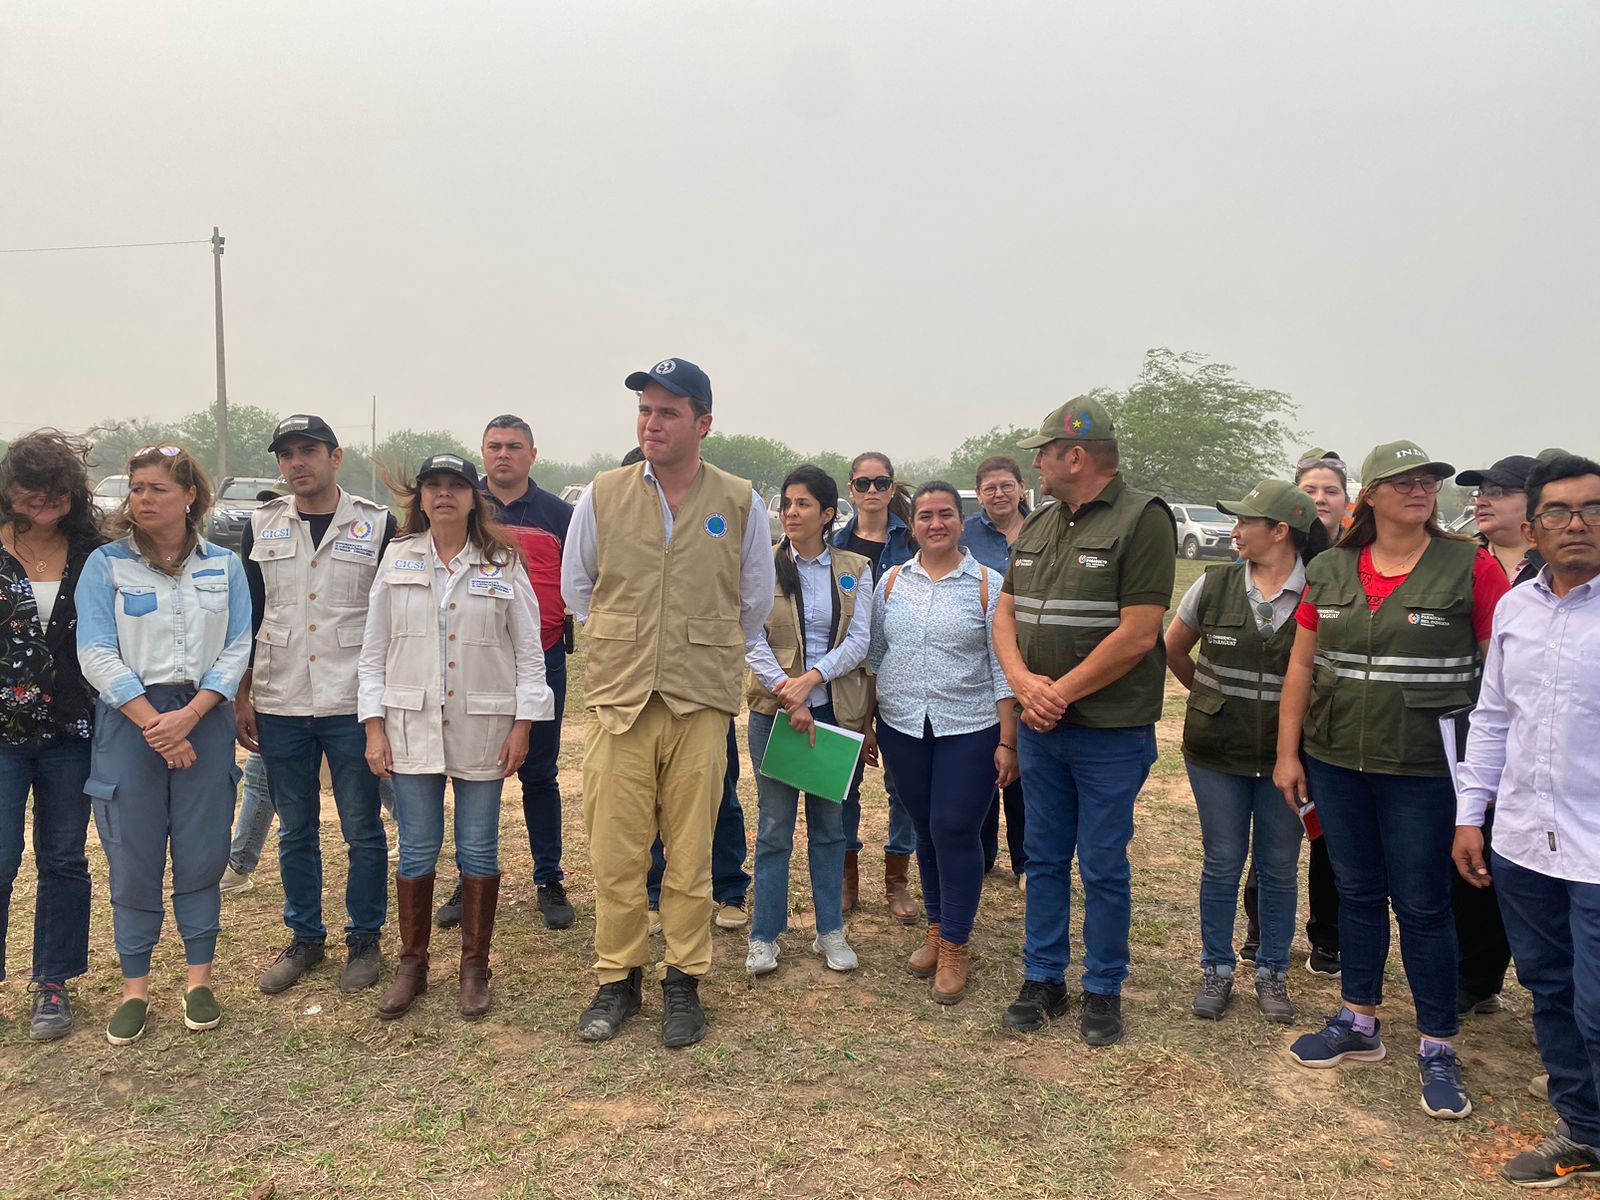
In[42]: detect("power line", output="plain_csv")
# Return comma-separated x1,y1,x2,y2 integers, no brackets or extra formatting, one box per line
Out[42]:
0,238,211,255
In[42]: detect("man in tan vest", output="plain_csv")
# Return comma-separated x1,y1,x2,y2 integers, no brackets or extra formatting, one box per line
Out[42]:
561,358,774,1048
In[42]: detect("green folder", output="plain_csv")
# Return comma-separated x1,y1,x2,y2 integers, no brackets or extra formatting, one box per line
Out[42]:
757,712,866,803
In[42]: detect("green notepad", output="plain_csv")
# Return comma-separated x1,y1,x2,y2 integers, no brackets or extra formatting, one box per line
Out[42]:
757,712,866,803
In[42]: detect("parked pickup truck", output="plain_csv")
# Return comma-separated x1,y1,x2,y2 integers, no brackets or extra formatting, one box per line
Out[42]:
1171,503,1237,560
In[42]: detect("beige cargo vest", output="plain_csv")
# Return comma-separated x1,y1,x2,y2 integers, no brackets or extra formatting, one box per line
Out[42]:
584,461,753,734
249,489,390,716
745,544,872,731
377,532,523,779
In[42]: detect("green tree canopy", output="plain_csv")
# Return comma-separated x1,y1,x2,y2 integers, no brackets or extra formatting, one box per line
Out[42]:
173,403,286,481
701,433,801,495
944,425,1040,494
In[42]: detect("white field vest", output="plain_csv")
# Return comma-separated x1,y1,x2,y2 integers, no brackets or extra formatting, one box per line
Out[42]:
378,532,521,780
249,490,391,717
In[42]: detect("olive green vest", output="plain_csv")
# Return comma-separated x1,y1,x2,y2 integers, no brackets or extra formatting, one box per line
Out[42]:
745,545,872,731
584,461,754,734
1008,481,1173,727
1181,562,1297,778
1302,538,1481,777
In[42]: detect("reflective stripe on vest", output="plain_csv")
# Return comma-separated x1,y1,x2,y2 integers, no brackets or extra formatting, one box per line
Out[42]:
1312,649,1478,685
1011,595,1119,627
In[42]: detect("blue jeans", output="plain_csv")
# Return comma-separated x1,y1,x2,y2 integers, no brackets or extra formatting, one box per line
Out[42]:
390,774,505,878
878,719,1001,945
746,707,848,942
981,779,1027,876
1186,760,1303,974
228,752,275,874
648,720,748,907
843,734,917,857
258,712,388,942
1019,722,1156,995
0,740,92,983
1306,755,1458,1038
1493,851,1600,1146
517,646,567,884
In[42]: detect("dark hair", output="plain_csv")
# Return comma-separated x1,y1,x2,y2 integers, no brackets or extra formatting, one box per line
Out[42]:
1525,454,1600,521
621,446,646,467
483,415,534,444
1336,479,1469,551
1289,518,1333,566
911,479,963,514
381,461,519,569
109,445,214,575
850,451,912,525
774,465,840,601
974,454,1024,488
1295,454,1349,497
0,429,104,549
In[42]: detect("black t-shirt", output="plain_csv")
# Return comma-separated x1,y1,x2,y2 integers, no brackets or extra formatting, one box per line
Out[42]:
844,532,886,580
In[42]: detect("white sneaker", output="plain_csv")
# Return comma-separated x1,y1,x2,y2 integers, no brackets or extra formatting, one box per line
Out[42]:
219,866,254,895
811,930,859,972
746,939,780,976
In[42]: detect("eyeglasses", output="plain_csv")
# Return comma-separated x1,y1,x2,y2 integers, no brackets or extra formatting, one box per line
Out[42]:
1532,503,1600,530
1383,475,1444,495
977,481,1020,497
1472,485,1523,501
850,475,893,493
1298,455,1346,472
135,445,182,458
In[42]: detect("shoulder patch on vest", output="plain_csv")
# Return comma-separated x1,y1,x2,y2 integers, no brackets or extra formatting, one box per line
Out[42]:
258,527,292,541
704,513,728,538
394,558,426,571
838,573,857,593
348,518,375,541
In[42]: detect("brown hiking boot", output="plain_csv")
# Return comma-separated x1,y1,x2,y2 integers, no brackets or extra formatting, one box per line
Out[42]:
885,853,918,925
458,872,501,1021
378,873,434,1020
908,923,941,978
932,939,969,1005
842,851,859,914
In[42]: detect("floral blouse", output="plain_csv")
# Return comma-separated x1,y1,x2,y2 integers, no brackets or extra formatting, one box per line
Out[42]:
1,541,97,747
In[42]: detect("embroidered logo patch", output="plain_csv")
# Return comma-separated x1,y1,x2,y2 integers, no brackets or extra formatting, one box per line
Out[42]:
654,359,677,375
479,564,503,579
1076,553,1109,569
1014,558,1033,568
1316,606,1341,619
331,540,376,560
469,577,512,597
1208,633,1238,647
349,519,374,541
838,573,857,593
394,559,426,572
258,527,292,541
1408,611,1449,628
1064,411,1092,436
704,513,728,538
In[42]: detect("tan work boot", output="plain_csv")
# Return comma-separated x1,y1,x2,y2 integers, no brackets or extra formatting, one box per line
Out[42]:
842,851,859,914
932,938,970,1004
885,853,919,925
907,923,941,978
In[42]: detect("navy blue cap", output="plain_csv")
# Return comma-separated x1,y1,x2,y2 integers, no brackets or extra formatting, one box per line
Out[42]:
269,414,339,452
417,453,479,488
624,357,712,411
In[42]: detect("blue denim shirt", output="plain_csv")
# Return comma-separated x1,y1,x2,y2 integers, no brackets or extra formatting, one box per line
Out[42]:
832,510,914,583
962,505,1030,574
76,537,252,708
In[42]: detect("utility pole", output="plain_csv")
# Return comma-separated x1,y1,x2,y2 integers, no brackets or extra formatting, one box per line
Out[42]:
211,226,229,481
370,394,378,498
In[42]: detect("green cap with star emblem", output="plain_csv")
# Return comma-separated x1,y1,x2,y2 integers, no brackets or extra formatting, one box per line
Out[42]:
1217,478,1317,533
1017,394,1116,448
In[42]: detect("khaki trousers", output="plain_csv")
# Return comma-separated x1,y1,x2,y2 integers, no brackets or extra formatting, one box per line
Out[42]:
583,695,728,983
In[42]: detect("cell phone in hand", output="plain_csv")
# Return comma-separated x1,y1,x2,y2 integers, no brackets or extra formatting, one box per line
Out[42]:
1298,800,1322,841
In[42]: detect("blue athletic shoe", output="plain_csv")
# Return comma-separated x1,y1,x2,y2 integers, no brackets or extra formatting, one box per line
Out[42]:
1289,1012,1386,1067
1419,1045,1472,1120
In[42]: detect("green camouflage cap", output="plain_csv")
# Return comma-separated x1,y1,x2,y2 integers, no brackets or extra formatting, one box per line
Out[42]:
1016,394,1116,449
1217,479,1317,533
1358,440,1455,486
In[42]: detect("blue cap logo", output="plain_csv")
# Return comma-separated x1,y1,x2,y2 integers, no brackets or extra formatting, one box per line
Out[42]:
704,513,728,538
654,359,677,375
838,573,857,593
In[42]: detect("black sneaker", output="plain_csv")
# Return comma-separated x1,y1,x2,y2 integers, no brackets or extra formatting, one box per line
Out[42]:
660,966,707,1049
1003,980,1070,1032
578,968,642,1042
1080,992,1124,1047
1306,947,1341,978
1239,940,1259,966
28,981,74,1041
258,940,326,994
1458,988,1503,1017
434,880,463,929
1503,1122,1600,1188
537,881,576,930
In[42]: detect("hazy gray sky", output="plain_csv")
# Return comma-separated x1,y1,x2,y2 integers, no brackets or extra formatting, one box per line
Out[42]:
3,1,1596,472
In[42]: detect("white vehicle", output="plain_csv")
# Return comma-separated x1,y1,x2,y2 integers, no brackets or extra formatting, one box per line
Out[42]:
1172,503,1236,560
92,474,130,516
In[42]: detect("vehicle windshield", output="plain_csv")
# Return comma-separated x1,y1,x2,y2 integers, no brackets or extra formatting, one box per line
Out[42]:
97,477,129,497
1186,506,1227,522
221,480,277,501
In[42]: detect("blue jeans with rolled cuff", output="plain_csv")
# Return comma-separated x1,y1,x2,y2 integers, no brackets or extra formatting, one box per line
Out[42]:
0,739,92,983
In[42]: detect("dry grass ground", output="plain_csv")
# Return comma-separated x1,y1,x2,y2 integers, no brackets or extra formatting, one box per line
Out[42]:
0,560,1559,1198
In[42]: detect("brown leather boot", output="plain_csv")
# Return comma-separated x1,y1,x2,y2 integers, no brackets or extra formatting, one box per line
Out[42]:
907,922,941,978
458,872,501,1022
842,851,859,914
932,938,969,1004
377,873,434,1020
885,853,918,925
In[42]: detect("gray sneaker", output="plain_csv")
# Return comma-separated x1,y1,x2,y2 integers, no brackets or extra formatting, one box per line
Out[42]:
1191,967,1234,1020
1255,968,1296,1024
28,982,73,1041
811,930,859,972
258,940,326,994
339,934,383,992
746,938,780,976
218,866,254,895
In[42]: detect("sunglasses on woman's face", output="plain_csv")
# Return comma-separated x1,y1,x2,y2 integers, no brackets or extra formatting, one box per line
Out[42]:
850,475,893,493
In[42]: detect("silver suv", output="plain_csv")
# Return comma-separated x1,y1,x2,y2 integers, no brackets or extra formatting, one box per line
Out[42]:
1171,503,1236,560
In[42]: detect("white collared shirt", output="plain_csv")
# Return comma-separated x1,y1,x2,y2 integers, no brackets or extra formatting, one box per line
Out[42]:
746,544,874,707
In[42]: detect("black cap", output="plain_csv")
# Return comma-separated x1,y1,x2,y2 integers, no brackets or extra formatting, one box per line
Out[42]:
1456,455,1539,491
268,414,339,453
416,453,479,488
624,357,713,410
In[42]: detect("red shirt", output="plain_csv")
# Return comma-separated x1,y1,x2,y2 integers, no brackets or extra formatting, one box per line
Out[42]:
1295,545,1509,643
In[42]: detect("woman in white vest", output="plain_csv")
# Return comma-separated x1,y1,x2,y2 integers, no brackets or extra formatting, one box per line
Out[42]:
744,465,874,977
358,453,553,1022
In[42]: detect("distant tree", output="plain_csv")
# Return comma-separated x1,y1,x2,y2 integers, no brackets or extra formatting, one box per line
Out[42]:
1099,349,1299,502
86,417,183,482
701,433,800,495
173,403,286,480
895,456,951,488
945,425,1040,494
369,428,479,486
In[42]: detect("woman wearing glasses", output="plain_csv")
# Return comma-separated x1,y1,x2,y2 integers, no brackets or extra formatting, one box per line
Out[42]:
1459,455,1542,585
75,445,251,1045
1165,481,1329,1025
1274,441,1510,1120
831,452,919,923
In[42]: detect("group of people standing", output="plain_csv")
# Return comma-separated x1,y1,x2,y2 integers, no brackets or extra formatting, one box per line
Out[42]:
2,358,1596,1189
